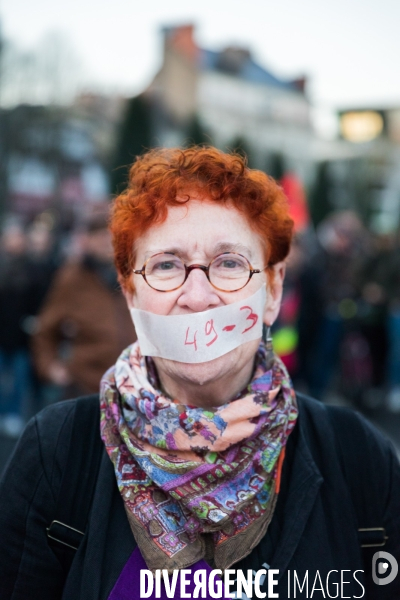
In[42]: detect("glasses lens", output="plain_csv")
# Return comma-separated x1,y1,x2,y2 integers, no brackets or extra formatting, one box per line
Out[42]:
144,253,186,291
209,253,251,291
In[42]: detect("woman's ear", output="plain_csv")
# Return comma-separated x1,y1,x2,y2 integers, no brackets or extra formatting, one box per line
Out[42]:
263,261,286,326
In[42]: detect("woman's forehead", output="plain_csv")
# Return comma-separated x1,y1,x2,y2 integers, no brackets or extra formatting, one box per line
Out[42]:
134,200,264,259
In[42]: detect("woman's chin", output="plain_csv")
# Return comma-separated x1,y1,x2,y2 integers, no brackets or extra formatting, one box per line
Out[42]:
152,339,260,393
154,353,233,387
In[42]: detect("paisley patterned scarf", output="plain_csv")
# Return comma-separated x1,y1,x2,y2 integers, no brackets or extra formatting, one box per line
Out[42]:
100,341,298,572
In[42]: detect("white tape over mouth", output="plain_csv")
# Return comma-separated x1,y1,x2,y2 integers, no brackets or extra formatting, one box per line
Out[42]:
130,285,266,363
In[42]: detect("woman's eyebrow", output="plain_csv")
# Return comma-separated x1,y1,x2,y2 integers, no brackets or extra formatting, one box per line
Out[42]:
143,247,184,259
212,242,254,258
143,243,254,261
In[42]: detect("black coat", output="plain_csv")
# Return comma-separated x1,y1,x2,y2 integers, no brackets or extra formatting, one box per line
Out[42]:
0,394,399,599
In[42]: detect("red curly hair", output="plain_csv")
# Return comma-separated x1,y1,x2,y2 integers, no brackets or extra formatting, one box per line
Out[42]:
110,146,294,292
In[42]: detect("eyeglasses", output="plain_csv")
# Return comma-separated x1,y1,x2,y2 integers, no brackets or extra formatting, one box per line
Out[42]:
133,252,267,293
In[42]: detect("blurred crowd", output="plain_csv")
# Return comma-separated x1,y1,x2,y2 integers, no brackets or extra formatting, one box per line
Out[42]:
0,206,400,439
0,207,135,438
275,210,400,413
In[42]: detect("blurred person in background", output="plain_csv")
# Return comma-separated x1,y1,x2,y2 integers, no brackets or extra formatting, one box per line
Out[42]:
269,174,312,385
0,224,31,437
386,241,400,411
371,232,400,412
300,211,369,400
349,233,391,409
24,223,59,413
26,223,58,318
32,206,136,397
271,234,307,377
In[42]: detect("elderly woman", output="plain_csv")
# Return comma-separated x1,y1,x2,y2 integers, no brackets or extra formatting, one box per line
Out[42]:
0,147,399,599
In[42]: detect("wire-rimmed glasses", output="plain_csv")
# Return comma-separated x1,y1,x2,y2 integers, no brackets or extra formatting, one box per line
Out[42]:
133,252,266,293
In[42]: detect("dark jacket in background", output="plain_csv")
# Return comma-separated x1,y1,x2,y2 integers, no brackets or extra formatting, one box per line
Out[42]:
0,254,31,353
0,394,399,599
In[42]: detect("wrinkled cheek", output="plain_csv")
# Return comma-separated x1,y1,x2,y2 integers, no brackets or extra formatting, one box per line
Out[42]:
132,287,180,314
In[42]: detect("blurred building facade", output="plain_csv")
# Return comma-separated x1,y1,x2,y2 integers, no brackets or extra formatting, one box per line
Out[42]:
146,24,313,177
2,22,400,236
311,107,400,233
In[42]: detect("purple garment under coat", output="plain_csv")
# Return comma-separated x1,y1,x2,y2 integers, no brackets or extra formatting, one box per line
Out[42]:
107,547,232,599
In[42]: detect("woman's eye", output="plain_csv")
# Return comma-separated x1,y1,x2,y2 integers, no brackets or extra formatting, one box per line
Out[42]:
156,261,176,270
221,260,239,268
216,259,242,269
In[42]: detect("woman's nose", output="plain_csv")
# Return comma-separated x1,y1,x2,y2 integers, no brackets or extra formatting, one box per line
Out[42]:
176,267,221,312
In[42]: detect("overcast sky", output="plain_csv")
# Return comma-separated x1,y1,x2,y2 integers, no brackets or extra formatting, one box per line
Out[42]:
1,0,399,112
